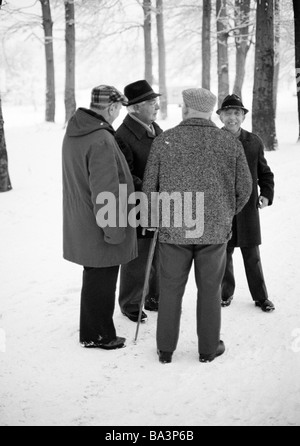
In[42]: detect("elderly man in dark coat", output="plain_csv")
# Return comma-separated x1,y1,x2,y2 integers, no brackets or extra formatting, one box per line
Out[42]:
115,80,163,323
143,88,252,364
62,85,138,350
217,94,275,312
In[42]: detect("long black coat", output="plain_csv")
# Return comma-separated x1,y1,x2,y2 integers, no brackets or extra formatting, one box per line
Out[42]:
116,114,163,238
228,128,275,247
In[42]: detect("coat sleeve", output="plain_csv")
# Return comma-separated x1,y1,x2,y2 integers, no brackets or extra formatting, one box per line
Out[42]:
235,142,253,215
256,136,275,205
87,137,126,245
142,139,161,228
115,135,143,192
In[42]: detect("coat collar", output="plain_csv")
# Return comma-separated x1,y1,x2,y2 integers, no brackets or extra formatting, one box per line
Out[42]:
179,118,218,128
221,126,251,142
122,114,162,140
239,128,251,142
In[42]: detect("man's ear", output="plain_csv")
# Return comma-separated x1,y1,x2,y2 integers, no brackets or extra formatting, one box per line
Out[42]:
108,103,115,116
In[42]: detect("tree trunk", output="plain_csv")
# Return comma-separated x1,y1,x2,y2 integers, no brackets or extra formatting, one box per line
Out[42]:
64,0,76,123
39,0,55,123
156,0,167,119
233,0,251,100
0,95,12,193
252,0,277,151
202,0,211,90
273,0,280,118
143,0,153,85
293,0,300,141
216,0,229,108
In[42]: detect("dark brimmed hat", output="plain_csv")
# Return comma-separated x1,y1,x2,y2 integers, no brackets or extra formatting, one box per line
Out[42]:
216,94,249,115
91,85,128,108
124,80,161,106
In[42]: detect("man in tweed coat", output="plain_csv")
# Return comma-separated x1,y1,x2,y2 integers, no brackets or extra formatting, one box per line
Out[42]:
142,88,252,364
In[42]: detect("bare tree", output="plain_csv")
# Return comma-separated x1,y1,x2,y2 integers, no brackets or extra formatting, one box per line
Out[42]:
252,0,277,151
233,0,252,99
143,0,153,85
293,0,300,141
64,0,76,123
39,0,55,123
273,0,280,118
202,0,211,90
0,94,12,192
216,0,229,107
156,0,167,119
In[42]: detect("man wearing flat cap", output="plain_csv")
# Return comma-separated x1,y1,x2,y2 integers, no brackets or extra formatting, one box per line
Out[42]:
143,88,252,364
116,80,163,323
217,94,275,313
62,85,138,350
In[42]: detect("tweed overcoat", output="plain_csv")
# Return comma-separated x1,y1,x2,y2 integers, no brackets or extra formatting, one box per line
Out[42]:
116,114,163,238
62,108,138,268
142,118,253,245
227,128,275,247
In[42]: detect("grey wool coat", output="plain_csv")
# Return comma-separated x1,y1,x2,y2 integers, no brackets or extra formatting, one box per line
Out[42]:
62,108,138,268
142,118,253,245
227,128,275,247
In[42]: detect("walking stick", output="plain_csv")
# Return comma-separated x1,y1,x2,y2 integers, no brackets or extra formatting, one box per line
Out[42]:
134,229,159,343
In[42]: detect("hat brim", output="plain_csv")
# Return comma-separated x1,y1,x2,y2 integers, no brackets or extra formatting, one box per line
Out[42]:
127,92,161,106
216,105,249,115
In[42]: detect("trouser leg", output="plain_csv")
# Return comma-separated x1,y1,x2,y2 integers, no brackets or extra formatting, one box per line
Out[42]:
241,246,269,302
80,266,119,344
119,238,159,313
221,245,235,300
157,243,193,353
194,244,227,355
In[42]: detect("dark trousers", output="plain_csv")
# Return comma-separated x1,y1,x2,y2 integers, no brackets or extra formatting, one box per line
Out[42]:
157,243,227,355
222,246,268,302
119,238,159,313
80,266,119,344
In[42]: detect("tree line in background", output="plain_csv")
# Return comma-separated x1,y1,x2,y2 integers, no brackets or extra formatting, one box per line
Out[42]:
1,0,300,192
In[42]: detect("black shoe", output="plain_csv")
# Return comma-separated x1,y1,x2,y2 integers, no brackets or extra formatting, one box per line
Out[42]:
122,310,148,323
200,341,225,363
221,296,233,307
145,296,159,312
81,336,126,350
255,299,275,312
158,350,173,364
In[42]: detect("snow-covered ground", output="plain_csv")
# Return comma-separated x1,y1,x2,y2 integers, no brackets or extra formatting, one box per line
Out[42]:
0,93,300,426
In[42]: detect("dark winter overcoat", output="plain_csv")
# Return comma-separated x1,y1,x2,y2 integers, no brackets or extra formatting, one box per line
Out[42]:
62,108,138,268
142,118,253,245
116,114,163,238
227,128,275,247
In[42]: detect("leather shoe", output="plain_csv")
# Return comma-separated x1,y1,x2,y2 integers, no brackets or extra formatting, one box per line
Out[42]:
122,310,148,323
81,336,126,350
255,299,275,312
158,350,173,364
221,296,233,307
145,296,159,312
200,341,225,363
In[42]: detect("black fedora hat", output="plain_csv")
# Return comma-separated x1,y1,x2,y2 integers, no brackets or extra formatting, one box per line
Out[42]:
124,80,161,106
216,94,249,115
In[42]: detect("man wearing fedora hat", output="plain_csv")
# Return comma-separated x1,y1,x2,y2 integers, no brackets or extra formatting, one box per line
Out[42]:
115,80,163,323
217,94,275,313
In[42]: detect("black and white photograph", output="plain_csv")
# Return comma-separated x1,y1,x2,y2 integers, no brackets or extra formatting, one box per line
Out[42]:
0,0,300,428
